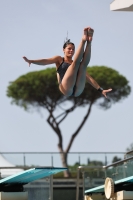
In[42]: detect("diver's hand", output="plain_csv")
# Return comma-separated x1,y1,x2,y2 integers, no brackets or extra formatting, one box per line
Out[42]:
23,56,31,67
102,89,112,98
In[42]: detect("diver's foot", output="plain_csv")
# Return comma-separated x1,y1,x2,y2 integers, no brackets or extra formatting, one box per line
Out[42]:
87,27,94,42
82,27,88,42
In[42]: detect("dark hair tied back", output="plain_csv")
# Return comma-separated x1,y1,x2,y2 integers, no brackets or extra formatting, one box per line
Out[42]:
63,39,75,49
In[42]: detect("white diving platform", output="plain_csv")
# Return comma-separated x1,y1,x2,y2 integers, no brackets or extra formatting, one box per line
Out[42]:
110,0,133,11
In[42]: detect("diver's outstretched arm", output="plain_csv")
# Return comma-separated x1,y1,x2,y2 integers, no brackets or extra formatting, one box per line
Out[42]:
86,73,100,90
86,72,112,98
23,56,61,67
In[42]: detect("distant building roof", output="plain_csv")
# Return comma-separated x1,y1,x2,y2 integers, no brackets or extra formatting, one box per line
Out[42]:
0,154,23,178
0,154,14,167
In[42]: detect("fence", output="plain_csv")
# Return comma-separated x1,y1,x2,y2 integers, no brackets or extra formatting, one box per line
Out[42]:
1,152,125,168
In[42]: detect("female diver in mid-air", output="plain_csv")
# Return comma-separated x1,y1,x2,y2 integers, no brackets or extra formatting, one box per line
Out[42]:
23,27,112,97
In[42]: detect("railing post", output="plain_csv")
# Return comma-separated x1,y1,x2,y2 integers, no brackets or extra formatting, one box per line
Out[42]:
79,154,81,165
76,168,80,200
23,153,26,168
105,154,107,166
82,171,85,200
51,155,53,167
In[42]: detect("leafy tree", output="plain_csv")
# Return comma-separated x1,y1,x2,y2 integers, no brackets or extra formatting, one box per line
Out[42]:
87,160,104,166
125,143,133,158
7,66,131,177
112,156,121,163
126,143,133,152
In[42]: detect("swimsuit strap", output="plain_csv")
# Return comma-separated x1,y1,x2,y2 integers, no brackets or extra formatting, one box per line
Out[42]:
61,57,64,64
59,57,64,66
56,57,64,72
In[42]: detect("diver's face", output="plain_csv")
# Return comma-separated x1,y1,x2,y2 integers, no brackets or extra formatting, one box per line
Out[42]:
63,44,75,57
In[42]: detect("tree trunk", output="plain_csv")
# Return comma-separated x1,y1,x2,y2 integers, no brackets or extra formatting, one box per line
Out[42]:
47,101,93,177
58,150,70,177
59,102,93,177
65,101,93,154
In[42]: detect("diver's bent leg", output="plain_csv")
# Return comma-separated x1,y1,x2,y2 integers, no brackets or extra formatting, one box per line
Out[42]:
60,40,86,96
59,28,90,96
59,61,83,96
74,41,91,96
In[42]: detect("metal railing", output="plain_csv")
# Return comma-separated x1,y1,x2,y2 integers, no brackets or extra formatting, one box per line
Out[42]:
103,155,133,169
0,152,125,168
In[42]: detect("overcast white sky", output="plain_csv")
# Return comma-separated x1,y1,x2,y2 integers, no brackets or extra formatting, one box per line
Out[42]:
0,0,133,166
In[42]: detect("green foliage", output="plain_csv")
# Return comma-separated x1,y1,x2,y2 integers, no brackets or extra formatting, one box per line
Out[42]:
112,156,122,163
87,159,104,166
7,68,63,109
83,66,131,108
7,66,131,110
53,171,76,178
126,143,133,152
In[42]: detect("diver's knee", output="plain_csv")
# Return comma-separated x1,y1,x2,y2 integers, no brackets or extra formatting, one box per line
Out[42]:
59,86,73,97
64,89,74,97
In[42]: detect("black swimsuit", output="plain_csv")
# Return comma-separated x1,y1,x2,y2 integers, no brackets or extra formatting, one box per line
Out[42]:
57,58,70,82
57,58,76,96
